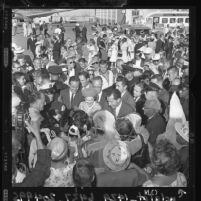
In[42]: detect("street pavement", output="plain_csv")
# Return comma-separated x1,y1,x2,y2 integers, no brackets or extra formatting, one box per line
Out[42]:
12,23,94,60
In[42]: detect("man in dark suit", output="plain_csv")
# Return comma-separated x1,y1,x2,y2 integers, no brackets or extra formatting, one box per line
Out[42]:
143,99,166,146
27,33,37,58
59,76,84,110
155,33,165,53
115,76,136,111
132,50,145,67
106,89,135,119
92,76,110,110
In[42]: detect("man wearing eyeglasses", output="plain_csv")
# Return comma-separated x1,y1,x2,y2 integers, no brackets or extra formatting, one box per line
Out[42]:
59,76,84,110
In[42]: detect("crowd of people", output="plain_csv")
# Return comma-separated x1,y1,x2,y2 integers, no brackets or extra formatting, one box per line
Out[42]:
11,20,190,187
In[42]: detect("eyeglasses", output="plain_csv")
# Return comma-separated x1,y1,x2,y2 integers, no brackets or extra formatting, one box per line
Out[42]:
69,61,73,64
143,107,153,110
92,62,99,65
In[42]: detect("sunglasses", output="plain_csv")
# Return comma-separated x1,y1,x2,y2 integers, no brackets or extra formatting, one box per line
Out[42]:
92,62,99,65
69,61,74,64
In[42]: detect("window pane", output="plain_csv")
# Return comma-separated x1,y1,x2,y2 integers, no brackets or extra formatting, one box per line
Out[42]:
177,18,183,23
170,18,176,23
185,18,189,23
162,18,168,23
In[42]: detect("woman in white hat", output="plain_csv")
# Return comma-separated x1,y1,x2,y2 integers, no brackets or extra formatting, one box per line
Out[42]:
79,87,101,116
44,137,75,187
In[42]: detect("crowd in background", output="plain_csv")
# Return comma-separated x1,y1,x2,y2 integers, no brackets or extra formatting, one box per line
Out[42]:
11,20,190,187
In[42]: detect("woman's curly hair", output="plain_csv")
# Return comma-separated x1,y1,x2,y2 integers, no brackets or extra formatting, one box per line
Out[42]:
151,139,181,176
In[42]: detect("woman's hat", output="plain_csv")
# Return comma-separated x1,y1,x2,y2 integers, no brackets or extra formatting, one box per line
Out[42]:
174,121,189,142
14,46,25,54
47,137,68,161
82,87,97,98
103,140,131,171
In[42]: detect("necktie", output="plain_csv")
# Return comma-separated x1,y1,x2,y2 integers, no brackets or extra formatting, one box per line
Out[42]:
70,93,74,107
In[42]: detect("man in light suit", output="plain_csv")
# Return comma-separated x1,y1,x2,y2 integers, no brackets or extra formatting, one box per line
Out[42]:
106,89,135,119
59,76,84,110
115,75,136,111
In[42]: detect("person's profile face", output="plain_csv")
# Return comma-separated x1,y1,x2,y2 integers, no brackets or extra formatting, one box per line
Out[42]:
107,95,120,109
116,81,125,94
79,75,88,88
133,85,142,98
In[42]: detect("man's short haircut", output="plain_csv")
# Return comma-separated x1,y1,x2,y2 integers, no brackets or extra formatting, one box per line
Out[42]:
92,76,103,84
78,58,86,63
107,88,121,100
167,66,179,74
78,71,90,79
151,74,163,82
99,60,108,66
17,54,25,60
69,76,80,84
116,76,128,87
116,58,123,63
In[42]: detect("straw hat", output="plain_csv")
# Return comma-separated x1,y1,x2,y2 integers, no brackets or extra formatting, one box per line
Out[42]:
47,137,68,161
103,140,131,171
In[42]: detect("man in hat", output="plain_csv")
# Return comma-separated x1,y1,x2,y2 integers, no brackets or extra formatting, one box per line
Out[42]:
27,33,37,59
116,76,136,111
143,47,153,64
149,53,162,74
143,99,166,146
59,76,84,110
74,23,81,42
48,64,68,99
155,33,165,53
14,46,33,68
106,88,135,119
52,34,62,64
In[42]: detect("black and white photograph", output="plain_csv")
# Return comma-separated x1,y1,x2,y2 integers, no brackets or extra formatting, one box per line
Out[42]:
10,8,191,188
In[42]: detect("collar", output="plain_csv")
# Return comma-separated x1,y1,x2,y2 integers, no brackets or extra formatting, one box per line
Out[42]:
121,90,126,97
98,91,103,102
115,101,122,117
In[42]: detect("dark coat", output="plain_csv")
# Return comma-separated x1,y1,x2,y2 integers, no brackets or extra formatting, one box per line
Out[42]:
13,150,51,187
146,113,166,146
122,90,136,111
27,37,37,56
97,168,147,187
116,101,136,119
132,58,145,67
135,95,147,125
98,89,110,111
60,87,84,110
155,39,165,53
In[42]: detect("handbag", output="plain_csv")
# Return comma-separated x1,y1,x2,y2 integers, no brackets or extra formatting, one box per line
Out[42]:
130,134,150,168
